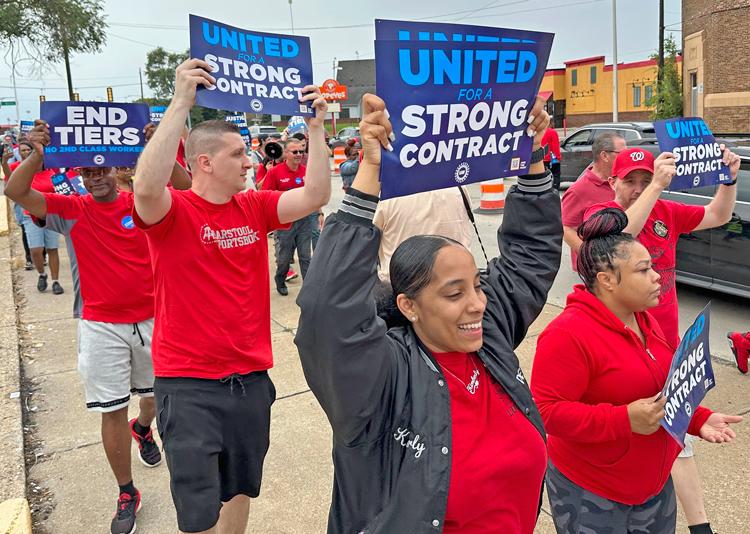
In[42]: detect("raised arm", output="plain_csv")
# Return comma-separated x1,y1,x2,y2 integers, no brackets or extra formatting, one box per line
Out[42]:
4,121,49,219
275,86,331,224
294,94,395,445
693,146,739,231
623,152,676,235
482,99,563,348
134,59,215,225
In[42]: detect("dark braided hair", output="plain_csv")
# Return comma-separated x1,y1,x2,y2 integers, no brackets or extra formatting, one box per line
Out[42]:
376,235,463,328
576,208,635,290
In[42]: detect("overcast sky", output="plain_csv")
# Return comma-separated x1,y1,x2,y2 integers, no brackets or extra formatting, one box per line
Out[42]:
0,0,682,122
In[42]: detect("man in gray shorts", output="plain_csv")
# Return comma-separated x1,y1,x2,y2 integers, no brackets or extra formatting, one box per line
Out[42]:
6,122,161,534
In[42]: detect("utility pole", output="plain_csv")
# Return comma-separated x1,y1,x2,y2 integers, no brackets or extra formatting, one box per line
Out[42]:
611,0,619,122
139,68,145,100
657,0,665,110
288,0,295,35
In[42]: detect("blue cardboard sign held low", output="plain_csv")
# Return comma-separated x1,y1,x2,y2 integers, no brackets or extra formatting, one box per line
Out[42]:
19,120,34,134
654,117,731,190
41,101,149,168
189,14,313,116
374,19,553,199
660,303,715,447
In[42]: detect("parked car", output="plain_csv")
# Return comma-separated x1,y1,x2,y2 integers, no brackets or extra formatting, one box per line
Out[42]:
559,122,656,184
576,141,750,298
329,127,360,149
249,125,279,138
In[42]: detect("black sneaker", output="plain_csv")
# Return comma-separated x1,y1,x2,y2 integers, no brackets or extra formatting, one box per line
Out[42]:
52,281,64,295
128,418,162,467
37,274,48,292
276,285,289,296
110,490,141,534
25,261,33,271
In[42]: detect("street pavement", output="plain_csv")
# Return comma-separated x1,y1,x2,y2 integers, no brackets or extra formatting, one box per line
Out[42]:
10,177,750,533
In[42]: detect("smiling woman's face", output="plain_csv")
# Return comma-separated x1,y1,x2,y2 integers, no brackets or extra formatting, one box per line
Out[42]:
398,245,487,354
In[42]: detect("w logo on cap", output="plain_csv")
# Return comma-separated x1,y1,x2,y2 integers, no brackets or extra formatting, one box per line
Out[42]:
630,150,646,162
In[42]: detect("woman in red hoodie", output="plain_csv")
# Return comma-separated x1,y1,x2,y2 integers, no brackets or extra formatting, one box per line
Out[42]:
531,208,741,533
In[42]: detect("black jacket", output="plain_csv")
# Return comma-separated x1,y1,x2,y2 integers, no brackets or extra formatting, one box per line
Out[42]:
295,172,562,534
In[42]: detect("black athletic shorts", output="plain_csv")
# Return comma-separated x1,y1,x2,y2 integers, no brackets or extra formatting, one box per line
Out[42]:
154,371,276,533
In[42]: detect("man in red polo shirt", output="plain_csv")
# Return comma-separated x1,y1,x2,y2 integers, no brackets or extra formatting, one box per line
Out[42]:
561,132,625,271
584,146,740,534
132,58,330,534
6,122,162,534
262,138,311,295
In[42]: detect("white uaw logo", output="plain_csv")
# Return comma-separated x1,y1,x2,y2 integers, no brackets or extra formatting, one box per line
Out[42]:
630,151,645,162
93,154,105,165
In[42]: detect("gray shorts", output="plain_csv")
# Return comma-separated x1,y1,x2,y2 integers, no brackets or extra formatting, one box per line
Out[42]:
546,462,677,534
77,319,155,412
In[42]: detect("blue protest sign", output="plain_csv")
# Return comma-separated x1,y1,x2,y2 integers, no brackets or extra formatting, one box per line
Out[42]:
660,303,715,447
374,20,553,199
40,101,149,168
189,14,313,116
51,170,87,196
149,105,167,124
224,114,250,146
287,116,307,135
654,117,731,190
19,120,34,134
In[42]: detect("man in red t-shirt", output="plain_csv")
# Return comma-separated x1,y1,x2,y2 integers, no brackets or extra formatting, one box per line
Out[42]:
262,138,312,295
132,58,331,534
584,146,740,534
541,127,561,190
561,132,625,270
6,123,162,534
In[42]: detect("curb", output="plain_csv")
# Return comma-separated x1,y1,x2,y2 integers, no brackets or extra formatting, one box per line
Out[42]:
0,221,27,509
0,196,9,237
0,499,32,534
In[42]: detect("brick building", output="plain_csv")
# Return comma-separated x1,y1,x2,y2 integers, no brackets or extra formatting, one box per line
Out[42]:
682,0,750,133
538,55,680,128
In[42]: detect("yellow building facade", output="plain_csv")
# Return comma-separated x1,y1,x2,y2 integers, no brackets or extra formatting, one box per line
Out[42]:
539,55,681,128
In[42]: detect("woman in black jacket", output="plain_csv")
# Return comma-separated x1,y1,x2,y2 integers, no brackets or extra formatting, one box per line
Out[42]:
295,93,562,534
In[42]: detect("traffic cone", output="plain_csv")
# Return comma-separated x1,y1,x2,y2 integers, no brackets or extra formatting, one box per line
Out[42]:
474,178,505,214
333,146,346,174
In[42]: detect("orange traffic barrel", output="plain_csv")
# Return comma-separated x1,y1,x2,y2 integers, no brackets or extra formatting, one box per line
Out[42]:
474,178,505,214
333,146,346,173
251,138,260,151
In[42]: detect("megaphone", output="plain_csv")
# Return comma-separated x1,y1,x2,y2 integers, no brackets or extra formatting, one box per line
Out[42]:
265,141,284,161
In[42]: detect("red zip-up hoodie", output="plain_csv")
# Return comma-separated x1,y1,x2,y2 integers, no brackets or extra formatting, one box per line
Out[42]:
530,285,712,505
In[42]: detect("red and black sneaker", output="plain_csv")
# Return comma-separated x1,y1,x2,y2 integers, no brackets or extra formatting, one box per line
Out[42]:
128,418,162,468
110,490,141,534
727,331,750,374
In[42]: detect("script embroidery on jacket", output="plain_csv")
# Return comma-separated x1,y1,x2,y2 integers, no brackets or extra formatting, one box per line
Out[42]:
393,427,426,459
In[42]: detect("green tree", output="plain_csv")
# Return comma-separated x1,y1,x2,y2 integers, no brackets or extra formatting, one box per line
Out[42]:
1,1,107,100
145,47,189,100
651,35,683,119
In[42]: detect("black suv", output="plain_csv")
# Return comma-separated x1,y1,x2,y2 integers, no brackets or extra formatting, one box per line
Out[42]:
559,122,656,184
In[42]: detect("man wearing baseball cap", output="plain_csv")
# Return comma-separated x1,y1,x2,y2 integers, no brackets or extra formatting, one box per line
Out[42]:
584,145,740,534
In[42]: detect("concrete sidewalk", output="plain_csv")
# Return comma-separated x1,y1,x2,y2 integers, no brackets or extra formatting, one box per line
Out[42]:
7,216,750,533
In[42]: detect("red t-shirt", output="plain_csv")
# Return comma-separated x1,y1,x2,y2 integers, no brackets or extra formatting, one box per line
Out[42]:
561,167,615,270
262,161,306,192
44,191,154,323
435,352,547,533
133,188,285,379
541,128,561,163
8,161,56,193
585,199,705,347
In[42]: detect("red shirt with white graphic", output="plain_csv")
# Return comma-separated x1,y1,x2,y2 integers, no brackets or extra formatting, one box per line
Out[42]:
43,191,154,323
133,188,285,379
585,199,705,348
261,161,306,192
434,351,547,534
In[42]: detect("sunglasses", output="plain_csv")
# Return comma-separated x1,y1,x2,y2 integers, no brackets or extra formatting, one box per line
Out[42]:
288,150,304,155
